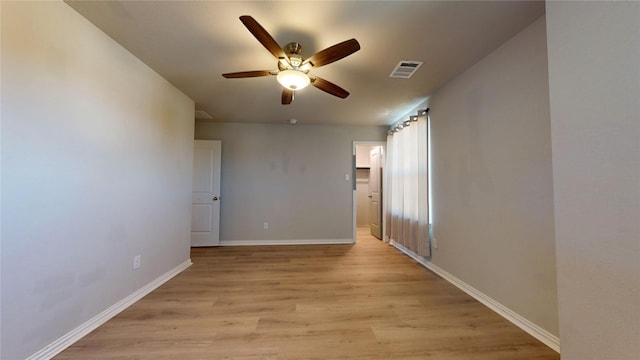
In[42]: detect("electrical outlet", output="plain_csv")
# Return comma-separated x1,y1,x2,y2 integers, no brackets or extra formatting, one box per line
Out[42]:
263,222,269,230
133,255,141,270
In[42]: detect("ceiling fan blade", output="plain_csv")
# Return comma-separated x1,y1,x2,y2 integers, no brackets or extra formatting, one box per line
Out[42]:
304,39,360,68
282,89,294,105
239,16,288,61
310,76,349,99
222,70,273,78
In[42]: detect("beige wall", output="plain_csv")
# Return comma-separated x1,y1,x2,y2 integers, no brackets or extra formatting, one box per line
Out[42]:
355,145,376,227
356,169,371,226
356,145,375,168
428,16,558,336
546,2,640,358
195,122,387,242
1,2,194,358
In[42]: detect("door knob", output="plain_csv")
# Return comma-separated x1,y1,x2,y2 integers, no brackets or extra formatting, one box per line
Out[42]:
212,196,219,201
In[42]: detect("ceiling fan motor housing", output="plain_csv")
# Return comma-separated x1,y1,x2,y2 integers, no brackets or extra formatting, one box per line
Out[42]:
285,42,303,55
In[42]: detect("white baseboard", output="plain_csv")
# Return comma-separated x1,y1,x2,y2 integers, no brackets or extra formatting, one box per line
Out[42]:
220,238,354,246
27,259,193,360
389,240,560,353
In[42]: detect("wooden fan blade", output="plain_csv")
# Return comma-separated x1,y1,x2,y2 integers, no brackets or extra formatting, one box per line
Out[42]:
304,39,360,68
239,16,288,60
282,89,294,105
222,70,272,78
311,77,349,99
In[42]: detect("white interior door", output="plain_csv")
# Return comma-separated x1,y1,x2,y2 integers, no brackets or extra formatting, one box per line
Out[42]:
191,140,221,247
369,147,382,239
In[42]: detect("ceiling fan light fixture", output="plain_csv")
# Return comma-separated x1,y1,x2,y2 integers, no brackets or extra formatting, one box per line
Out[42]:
277,69,310,90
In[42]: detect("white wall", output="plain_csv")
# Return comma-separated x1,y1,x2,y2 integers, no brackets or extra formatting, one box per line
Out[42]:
1,2,195,359
428,16,558,336
546,2,640,359
195,122,387,243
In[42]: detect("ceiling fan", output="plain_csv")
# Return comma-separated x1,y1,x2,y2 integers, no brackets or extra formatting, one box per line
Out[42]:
222,16,360,105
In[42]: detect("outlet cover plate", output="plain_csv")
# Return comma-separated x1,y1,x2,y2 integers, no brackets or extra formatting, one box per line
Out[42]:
133,255,141,270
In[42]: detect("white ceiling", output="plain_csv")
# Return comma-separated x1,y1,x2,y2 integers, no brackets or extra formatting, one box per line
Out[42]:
65,1,544,126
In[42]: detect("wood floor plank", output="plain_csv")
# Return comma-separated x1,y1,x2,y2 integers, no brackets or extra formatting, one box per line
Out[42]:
55,228,559,359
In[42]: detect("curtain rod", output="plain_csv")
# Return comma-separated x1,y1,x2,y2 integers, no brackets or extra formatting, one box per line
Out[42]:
388,108,429,135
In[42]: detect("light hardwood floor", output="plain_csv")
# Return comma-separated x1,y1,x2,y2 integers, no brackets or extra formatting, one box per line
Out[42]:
56,228,559,359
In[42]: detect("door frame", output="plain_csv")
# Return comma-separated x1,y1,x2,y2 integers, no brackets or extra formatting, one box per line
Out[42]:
352,141,386,243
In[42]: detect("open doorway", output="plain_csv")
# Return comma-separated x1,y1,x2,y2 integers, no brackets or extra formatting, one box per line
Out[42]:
353,141,385,242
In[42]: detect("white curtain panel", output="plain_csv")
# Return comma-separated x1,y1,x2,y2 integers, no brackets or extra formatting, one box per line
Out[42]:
385,114,430,257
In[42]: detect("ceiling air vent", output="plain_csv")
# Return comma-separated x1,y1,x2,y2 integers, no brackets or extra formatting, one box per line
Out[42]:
389,61,423,78
195,110,212,120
